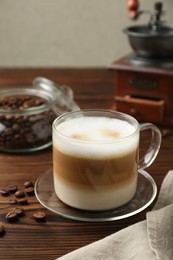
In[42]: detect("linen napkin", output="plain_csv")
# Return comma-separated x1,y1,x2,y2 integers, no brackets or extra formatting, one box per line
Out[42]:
58,171,173,260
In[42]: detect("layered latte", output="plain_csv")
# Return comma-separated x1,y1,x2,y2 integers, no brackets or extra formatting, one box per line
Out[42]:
53,116,139,211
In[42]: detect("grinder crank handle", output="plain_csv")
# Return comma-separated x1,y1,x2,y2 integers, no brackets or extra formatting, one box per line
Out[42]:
127,0,139,19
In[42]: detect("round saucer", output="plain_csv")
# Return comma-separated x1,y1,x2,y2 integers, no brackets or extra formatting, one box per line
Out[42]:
34,169,157,222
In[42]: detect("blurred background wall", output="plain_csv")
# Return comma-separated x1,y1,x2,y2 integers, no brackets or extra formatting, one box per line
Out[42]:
0,0,172,67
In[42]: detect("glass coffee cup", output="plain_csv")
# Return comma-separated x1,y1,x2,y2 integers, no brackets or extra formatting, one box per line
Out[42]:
52,109,161,211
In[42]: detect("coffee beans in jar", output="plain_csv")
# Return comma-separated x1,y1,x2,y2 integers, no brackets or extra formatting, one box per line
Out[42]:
0,88,57,153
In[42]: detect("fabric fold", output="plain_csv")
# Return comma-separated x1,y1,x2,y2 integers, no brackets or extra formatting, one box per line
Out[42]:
147,204,173,260
146,170,173,259
153,170,173,210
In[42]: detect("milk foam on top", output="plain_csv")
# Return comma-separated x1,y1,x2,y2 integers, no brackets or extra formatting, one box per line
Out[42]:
53,116,139,158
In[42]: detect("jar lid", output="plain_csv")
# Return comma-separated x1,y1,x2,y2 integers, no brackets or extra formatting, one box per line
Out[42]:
33,77,80,115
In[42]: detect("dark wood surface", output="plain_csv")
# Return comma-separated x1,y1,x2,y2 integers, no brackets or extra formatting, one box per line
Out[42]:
0,68,172,260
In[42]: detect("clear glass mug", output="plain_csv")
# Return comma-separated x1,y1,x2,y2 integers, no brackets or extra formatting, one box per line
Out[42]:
52,109,161,211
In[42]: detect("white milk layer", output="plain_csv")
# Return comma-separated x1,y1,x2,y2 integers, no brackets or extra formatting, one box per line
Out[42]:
54,175,137,210
53,116,139,159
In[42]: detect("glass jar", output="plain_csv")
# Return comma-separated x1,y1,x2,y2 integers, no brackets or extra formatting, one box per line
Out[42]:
0,77,79,153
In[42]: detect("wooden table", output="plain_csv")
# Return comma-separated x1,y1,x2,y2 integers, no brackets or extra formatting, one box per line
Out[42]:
0,68,172,260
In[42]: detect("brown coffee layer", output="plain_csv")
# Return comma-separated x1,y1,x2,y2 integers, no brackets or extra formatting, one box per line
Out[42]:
53,146,138,187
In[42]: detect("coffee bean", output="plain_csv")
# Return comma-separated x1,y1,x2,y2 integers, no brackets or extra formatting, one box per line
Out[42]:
24,181,34,188
33,212,46,222
18,198,28,205
6,211,18,222
0,188,10,196
25,187,35,196
13,207,25,217
7,184,18,193
161,128,172,138
8,198,18,205
0,224,5,236
12,123,20,132
15,190,25,198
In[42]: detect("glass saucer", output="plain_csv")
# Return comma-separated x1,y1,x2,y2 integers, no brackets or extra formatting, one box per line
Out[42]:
35,169,157,222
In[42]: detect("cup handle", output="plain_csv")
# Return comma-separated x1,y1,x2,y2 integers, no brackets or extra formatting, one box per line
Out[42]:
138,123,162,170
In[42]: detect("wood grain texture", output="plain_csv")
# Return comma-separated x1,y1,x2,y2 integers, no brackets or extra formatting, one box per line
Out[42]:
0,68,171,260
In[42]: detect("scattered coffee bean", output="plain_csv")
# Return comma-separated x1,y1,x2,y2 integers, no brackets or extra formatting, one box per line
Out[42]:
18,198,28,205
8,198,18,205
0,224,5,236
6,211,18,222
0,179,49,238
0,188,10,196
24,181,34,188
33,211,46,222
25,187,35,196
15,190,25,198
161,128,172,138
7,184,18,193
13,207,25,217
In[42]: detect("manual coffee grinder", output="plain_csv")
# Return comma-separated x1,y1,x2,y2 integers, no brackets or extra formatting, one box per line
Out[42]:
109,1,173,127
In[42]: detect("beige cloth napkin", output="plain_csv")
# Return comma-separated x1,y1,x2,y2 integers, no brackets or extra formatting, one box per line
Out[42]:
58,171,173,260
